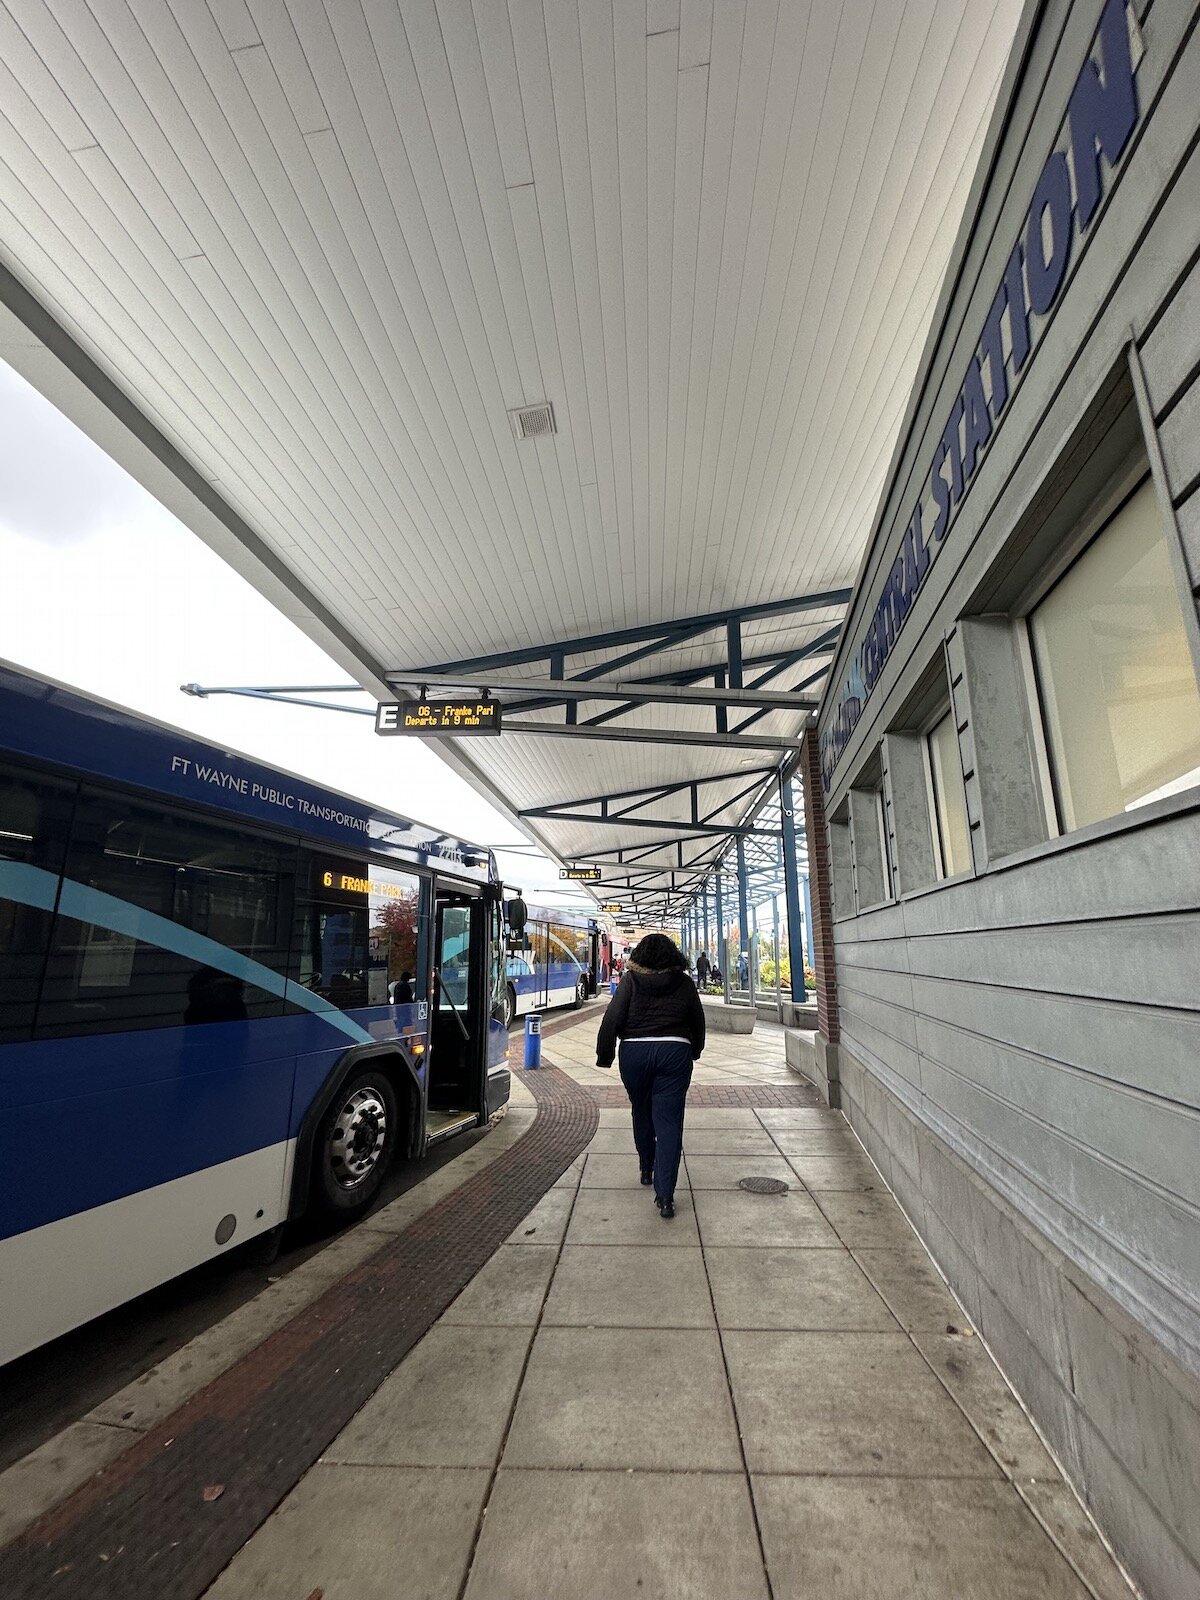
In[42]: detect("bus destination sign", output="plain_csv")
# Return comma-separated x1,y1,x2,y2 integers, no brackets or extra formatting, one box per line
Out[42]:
560,865,601,881
376,699,502,736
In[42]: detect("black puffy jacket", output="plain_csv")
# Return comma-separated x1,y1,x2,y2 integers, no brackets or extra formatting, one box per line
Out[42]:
596,961,706,1067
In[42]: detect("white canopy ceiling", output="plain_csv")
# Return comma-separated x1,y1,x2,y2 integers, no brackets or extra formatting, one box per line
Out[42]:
0,0,1024,917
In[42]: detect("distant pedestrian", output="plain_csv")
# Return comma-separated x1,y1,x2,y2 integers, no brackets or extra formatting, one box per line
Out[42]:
695,949,710,987
595,933,706,1219
738,950,749,988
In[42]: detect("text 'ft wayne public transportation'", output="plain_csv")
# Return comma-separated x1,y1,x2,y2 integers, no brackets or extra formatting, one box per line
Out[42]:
0,662,595,1363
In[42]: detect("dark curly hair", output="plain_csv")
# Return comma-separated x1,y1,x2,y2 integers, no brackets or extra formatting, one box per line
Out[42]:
629,932,687,972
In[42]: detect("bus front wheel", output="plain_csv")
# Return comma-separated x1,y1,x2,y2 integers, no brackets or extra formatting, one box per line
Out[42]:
504,984,517,1029
313,1066,398,1218
574,976,587,1008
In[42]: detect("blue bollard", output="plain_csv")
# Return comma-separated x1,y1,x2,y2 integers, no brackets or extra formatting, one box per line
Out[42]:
609,976,618,996
524,1013,542,1069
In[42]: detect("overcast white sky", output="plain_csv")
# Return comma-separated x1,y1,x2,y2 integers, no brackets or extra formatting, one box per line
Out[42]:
0,356,584,904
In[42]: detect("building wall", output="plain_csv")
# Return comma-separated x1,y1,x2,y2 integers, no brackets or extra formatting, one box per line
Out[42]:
814,1,1200,1592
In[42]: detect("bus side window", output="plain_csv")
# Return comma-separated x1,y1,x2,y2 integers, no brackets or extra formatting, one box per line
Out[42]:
36,786,295,1037
0,761,77,1042
289,853,424,1011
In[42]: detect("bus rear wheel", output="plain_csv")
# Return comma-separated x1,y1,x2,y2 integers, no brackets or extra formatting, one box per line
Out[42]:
312,1066,398,1219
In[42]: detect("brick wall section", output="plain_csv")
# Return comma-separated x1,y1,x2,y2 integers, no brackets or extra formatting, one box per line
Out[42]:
799,728,840,1042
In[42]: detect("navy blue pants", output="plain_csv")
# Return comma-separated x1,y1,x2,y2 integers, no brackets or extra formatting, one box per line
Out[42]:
618,1039,693,1202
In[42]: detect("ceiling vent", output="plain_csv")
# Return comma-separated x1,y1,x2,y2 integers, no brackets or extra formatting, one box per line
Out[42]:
509,401,556,440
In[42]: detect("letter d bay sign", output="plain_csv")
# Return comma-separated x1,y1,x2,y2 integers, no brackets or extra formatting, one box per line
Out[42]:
376,699,502,736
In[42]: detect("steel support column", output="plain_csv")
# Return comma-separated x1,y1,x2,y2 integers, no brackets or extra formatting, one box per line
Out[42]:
779,774,809,1005
714,872,728,998
736,838,751,1001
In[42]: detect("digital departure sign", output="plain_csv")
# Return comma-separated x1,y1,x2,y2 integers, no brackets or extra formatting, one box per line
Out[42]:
315,862,411,900
376,699,502,736
560,865,601,881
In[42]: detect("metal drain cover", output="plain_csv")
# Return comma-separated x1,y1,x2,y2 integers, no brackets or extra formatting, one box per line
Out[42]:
738,1175,790,1195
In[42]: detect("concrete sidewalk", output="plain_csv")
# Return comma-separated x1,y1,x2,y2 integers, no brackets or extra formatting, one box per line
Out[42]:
204,1020,1133,1600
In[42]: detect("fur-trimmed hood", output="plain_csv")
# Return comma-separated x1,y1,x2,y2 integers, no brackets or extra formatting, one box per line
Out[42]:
626,959,689,993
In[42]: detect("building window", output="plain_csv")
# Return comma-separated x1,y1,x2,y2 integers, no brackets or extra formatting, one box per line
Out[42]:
1028,479,1200,832
848,780,890,910
829,804,853,917
926,711,972,877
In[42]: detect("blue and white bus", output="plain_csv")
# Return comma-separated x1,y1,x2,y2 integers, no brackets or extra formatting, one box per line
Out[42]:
0,662,514,1363
502,904,607,1025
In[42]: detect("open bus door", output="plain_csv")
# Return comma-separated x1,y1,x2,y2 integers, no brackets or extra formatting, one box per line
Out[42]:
427,883,488,1142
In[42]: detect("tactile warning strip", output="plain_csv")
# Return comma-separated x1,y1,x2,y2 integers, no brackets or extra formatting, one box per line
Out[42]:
2,1056,597,1600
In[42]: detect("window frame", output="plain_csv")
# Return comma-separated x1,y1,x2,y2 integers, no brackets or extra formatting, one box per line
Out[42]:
922,704,973,881
1017,468,1200,839
846,751,893,913
875,783,894,902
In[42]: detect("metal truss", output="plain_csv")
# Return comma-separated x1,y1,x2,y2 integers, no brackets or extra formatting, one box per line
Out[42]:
519,769,777,834
182,587,844,926
388,591,847,743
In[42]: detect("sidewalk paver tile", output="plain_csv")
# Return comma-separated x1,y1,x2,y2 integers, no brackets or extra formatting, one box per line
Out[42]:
678,1128,779,1155
705,1247,898,1331
503,1327,741,1470
566,1188,700,1246
551,1156,585,1189
1018,1481,1139,1600
599,1108,639,1126
580,1152,652,1188
205,1463,489,1600
753,1475,1092,1599
506,1187,575,1245
786,1154,881,1189
767,1129,863,1156
814,1189,921,1249
755,1108,849,1127
543,1245,714,1328
324,1325,532,1468
465,1469,769,1600
684,1155,798,1190
679,1108,763,1126
440,1245,558,1327
853,1245,969,1331
725,1331,999,1476
582,1126,647,1153
692,1188,840,1248
913,1332,1058,1479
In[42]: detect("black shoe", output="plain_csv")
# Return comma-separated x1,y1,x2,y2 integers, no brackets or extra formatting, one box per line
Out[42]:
640,1169,653,1186
656,1196,675,1220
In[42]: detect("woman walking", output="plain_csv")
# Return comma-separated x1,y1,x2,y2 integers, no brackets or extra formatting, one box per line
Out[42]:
595,933,706,1219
